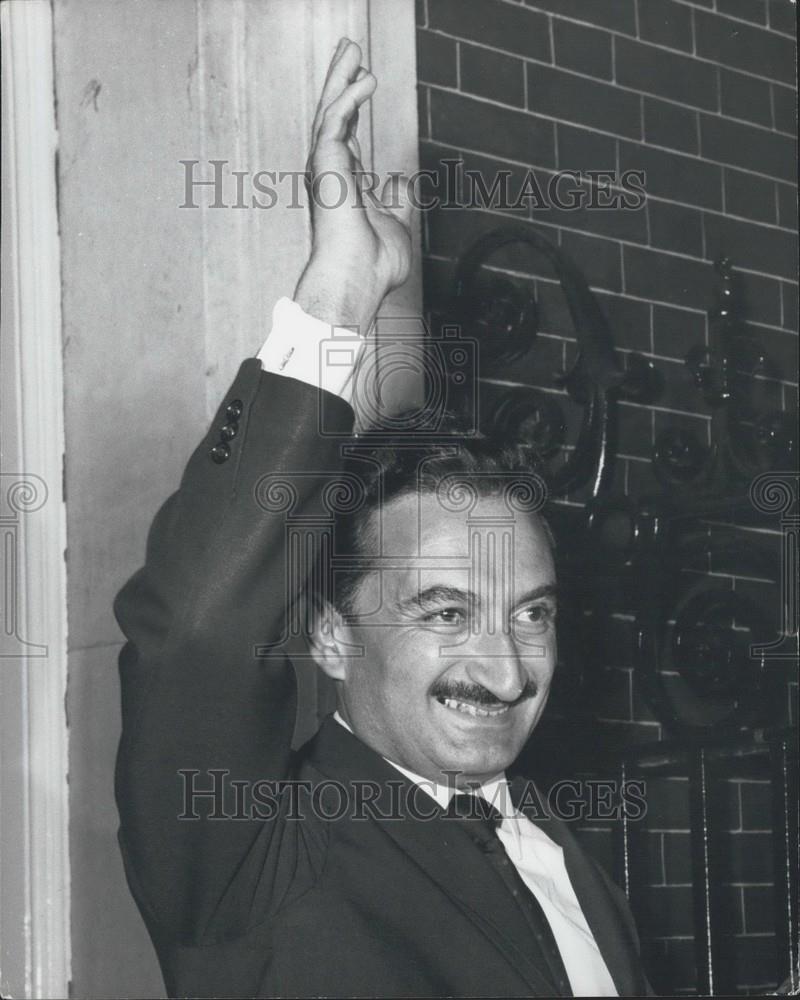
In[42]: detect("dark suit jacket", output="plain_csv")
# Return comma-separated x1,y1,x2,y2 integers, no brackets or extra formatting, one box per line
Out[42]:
114,360,652,998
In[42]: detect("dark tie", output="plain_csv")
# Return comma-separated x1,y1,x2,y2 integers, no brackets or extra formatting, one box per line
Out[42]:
447,793,573,997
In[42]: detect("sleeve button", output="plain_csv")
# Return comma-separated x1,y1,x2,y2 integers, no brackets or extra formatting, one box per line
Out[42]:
226,400,243,420
210,442,231,464
220,421,239,441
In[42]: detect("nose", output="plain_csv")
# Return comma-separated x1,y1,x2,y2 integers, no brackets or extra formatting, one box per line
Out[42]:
461,631,532,703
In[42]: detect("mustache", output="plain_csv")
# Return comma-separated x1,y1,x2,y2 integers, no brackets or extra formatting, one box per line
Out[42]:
429,678,538,707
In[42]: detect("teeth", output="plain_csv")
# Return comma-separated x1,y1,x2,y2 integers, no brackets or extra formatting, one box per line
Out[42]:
440,697,509,718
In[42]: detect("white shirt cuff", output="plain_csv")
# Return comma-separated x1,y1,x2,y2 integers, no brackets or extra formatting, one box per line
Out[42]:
257,297,366,405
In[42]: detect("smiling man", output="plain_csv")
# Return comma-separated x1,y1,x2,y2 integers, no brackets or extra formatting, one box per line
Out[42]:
310,467,559,786
114,38,650,999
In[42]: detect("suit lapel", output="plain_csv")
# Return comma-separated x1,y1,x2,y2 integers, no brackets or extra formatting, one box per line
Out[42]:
510,775,646,997
306,719,563,997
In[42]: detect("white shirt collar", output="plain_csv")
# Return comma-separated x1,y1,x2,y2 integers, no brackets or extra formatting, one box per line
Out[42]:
332,710,515,817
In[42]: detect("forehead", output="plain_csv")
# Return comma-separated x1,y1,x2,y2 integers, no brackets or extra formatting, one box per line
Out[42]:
374,491,555,595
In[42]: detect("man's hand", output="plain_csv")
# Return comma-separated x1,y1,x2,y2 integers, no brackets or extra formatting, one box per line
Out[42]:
294,38,413,333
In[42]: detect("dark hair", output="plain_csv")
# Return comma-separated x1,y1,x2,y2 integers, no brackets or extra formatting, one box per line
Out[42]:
318,416,554,615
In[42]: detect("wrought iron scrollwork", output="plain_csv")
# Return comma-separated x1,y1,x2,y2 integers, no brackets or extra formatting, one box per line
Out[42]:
634,261,796,734
634,508,783,734
449,227,795,735
654,257,795,496
449,226,645,499
486,387,566,459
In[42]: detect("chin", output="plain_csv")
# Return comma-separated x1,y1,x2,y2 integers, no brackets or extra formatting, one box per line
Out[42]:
441,742,519,780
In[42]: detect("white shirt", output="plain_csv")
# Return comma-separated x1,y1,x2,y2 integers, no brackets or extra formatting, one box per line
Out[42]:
257,300,618,996
257,297,366,405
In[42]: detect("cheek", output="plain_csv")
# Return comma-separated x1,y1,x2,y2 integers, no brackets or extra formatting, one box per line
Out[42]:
347,628,420,689
516,637,557,679
359,629,450,699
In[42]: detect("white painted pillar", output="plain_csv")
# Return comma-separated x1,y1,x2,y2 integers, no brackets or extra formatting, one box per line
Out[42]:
0,2,70,997
50,2,421,995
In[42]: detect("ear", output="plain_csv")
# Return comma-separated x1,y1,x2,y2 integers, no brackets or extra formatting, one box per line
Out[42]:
307,599,352,681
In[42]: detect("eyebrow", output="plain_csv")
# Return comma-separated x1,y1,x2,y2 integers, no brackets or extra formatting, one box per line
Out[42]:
514,584,559,606
394,583,558,616
394,585,475,616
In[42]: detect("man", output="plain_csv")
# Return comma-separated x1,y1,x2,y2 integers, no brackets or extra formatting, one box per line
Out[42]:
115,38,651,998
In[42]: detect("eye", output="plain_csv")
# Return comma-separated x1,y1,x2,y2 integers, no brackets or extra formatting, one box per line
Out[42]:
513,603,556,633
422,607,466,626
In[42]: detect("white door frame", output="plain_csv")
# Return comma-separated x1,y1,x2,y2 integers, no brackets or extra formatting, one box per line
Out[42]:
0,1,71,997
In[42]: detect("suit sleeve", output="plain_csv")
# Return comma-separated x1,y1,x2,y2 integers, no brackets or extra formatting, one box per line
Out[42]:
113,358,354,941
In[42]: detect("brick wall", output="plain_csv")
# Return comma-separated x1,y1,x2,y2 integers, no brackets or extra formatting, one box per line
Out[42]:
415,0,797,993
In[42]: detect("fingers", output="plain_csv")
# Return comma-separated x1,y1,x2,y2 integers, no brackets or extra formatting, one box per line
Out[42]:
345,70,367,161
311,39,365,150
348,134,364,170
316,70,376,147
323,36,350,89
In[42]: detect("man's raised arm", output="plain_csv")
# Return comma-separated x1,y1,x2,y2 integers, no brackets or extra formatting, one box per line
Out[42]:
113,38,412,943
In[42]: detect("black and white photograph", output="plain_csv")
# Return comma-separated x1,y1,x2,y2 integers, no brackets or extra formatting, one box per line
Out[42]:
0,0,797,996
